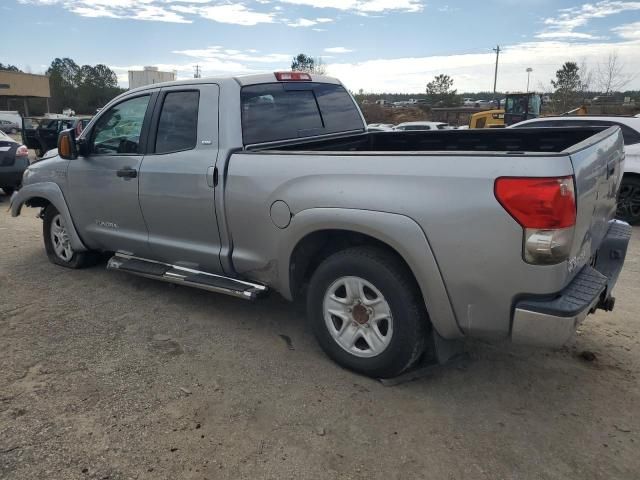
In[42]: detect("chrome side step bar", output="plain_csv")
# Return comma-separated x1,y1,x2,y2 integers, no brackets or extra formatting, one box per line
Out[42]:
107,253,268,301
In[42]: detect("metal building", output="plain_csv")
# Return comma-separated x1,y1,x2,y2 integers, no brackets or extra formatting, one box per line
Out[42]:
128,66,177,89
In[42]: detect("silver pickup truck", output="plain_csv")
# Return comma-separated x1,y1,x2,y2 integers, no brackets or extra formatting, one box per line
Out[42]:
10,72,632,378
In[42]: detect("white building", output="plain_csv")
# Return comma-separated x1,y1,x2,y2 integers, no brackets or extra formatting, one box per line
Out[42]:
128,66,177,89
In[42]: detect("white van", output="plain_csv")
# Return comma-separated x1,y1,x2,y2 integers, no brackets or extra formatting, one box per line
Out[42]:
0,111,22,128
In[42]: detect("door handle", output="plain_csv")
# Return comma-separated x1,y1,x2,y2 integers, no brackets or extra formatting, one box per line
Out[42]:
116,167,137,179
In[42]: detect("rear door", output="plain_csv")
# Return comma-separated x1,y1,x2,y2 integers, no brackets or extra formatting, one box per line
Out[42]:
138,84,223,273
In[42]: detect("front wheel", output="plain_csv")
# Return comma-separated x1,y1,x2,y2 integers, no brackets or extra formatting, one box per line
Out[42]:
43,205,92,268
307,247,428,378
617,176,640,225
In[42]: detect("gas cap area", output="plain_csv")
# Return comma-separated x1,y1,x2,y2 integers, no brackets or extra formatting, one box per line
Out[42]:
270,200,292,228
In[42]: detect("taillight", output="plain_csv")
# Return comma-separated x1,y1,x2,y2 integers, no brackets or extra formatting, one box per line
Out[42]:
495,176,576,265
16,145,28,157
274,71,312,81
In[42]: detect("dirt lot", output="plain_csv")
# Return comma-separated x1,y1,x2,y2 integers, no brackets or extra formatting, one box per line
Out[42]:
1,193,639,480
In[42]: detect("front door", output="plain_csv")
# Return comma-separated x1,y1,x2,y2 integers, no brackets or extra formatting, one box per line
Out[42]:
138,84,223,273
66,93,156,256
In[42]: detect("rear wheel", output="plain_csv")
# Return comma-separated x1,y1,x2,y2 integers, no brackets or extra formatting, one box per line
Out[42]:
43,205,92,268
617,176,640,225
307,247,428,378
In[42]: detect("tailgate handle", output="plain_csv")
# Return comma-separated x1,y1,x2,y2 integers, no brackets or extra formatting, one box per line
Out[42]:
116,167,137,179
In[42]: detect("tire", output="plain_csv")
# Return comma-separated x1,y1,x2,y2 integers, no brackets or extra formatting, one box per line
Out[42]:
2,186,15,196
43,205,92,268
616,176,640,225
307,246,428,378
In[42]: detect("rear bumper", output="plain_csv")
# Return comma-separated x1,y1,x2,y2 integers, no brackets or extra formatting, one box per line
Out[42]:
511,220,632,347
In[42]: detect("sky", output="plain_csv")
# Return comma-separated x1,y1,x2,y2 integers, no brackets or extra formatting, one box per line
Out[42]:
3,0,640,93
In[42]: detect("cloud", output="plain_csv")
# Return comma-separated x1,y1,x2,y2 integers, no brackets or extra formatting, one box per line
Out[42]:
537,1,640,40
327,39,640,93
613,21,640,39
20,0,276,25
286,17,333,27
276,0,422,13
324,47,353,53
173,46,291,63
20,0,423,25
195,4,275,25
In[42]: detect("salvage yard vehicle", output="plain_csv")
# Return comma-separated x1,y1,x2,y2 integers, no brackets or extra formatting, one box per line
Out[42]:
393,121,451,131
10,72,631,378
22,116,91,157
0,130,29,196
511,116,640,226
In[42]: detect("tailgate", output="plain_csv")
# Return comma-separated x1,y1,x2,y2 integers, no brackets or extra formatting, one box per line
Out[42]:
567,126,625,274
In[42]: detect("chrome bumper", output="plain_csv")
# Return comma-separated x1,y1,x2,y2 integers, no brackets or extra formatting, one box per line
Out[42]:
512,220,632,348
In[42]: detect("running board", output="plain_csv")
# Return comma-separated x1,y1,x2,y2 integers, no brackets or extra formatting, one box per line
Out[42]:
106,253,268,301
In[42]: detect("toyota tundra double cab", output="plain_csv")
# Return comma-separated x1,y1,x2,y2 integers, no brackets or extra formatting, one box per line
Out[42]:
10,72,631,378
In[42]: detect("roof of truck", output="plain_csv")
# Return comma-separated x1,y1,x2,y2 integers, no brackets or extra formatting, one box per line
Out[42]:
126,72,342,96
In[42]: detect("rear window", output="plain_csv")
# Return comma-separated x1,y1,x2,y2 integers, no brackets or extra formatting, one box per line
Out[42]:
241,82,363,145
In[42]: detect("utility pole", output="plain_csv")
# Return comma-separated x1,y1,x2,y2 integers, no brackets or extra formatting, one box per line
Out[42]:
492,45,500,95
194,65,201,79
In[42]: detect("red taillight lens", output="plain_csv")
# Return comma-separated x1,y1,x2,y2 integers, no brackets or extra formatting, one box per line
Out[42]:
16,145,28,157
274,71,312,81
495,176,576,229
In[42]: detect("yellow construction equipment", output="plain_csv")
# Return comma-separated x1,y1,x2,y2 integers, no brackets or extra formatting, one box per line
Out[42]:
469,92,543,128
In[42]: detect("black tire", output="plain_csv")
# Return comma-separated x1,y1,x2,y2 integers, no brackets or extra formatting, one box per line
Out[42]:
1,186,15,196
307,246,428,378
43,205,93,268
617,176,640,225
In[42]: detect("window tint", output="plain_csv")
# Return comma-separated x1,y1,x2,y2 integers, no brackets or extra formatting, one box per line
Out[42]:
92,95,150,155
155,90,199,153
241,82,363,145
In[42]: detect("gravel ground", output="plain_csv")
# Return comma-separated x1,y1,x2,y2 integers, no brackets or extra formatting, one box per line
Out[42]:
1,192,639,480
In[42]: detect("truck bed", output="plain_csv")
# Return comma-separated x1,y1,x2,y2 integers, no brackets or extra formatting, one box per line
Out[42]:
253,127,607,154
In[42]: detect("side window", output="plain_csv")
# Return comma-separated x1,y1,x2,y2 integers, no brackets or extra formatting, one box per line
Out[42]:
92,95,150,155
155,90,200,154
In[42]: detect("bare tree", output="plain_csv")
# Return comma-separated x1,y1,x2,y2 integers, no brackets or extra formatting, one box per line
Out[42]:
596,51,634,94
578,58,592,93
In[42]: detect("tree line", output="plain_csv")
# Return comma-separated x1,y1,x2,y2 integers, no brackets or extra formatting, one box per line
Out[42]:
1,59,124,114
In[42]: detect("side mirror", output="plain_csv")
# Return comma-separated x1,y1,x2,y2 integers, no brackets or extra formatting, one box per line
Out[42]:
57,128,78,160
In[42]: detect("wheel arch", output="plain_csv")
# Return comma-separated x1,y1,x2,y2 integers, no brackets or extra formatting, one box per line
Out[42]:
10,182,88,252
279,208,462,339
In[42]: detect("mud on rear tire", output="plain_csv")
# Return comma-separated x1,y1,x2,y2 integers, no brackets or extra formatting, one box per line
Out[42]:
307,246,429,378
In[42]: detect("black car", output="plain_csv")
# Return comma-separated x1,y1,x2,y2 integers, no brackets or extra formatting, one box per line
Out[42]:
0,130,29,196
22,116,91,157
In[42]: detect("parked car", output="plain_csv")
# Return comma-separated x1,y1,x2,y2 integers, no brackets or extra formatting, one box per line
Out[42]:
463,98,475,106
22,116,92,157
10,72,630,378
0,119,20,134
393,121,451,131
0,130,29,196
367,123,394,132
474,99,495,109
511,116,640,225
